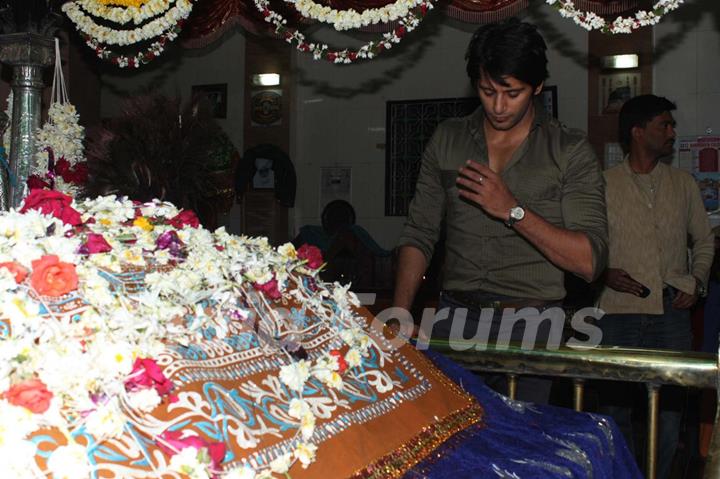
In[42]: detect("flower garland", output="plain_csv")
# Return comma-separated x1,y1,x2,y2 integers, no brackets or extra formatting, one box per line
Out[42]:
62,0,192,67
546,0,683,33
63,0,192,46
30,103,87,197
76,0,175,26
2,91,11,153
0,191,380,478
254,0,434,63
286,0,426,31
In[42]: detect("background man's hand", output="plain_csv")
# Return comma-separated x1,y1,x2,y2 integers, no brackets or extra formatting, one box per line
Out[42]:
456,160,516,220
672,279,700,309
605,268,645,296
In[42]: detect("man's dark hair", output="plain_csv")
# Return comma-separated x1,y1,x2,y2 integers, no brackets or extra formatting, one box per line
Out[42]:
465,18,548,89
618,95,676,151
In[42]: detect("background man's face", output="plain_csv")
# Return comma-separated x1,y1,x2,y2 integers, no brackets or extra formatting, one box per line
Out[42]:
637,111,676,158
477,71,541,132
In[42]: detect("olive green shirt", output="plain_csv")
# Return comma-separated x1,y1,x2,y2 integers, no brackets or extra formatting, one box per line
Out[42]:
598,160,714,314
397,106,608,300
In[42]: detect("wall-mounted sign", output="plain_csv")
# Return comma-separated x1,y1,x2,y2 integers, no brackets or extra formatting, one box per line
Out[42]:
251,89,282,126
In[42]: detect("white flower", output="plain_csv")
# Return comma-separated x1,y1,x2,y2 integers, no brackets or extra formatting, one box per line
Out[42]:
269,452,293,473
225,464,257,479
288,397,310,419
300,411,315,440
279,360,311,392
345,348,362,368
47,442,91,479
0,438,40,478
126,388,161,413
84,398,125,439
293,442,317,468
168,446,211,479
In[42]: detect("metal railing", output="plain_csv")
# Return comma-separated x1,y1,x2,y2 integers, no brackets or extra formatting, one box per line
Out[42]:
428,340,720,479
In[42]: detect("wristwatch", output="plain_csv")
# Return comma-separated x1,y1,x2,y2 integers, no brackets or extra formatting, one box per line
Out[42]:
505,204,526,227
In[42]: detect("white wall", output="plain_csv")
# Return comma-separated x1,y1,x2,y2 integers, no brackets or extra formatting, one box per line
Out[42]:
291,7,589,250
654,0,720,139
101,28,245,154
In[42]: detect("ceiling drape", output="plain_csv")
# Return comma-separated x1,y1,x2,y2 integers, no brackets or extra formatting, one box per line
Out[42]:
182,0,642,48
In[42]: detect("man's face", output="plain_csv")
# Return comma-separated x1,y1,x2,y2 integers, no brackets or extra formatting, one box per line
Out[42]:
477,71,542,132
636,111,676,158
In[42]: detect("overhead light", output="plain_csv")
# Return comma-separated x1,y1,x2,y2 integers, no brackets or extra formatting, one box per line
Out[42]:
602,54,639,69
251,73,280,86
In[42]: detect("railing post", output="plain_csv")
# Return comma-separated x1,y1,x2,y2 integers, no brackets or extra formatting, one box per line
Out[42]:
507,374,518,400
647,383,660,479
573,378,585,411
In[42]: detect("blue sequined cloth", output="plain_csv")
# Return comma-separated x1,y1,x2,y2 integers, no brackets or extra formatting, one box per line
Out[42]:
407,351,642,478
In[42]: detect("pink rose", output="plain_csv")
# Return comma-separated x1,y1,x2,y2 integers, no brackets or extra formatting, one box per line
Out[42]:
297,244,324,269
3,379,53,414
125,358,174,396
168,210,200,229
20,189,82,226
157,430,226,473
253,277,281,300
79,233,112,255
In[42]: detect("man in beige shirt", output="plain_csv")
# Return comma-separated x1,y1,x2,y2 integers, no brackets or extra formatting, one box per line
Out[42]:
599,94,714,479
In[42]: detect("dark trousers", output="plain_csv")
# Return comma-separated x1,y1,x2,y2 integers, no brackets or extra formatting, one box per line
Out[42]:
432,291,556,405
598,289,692,479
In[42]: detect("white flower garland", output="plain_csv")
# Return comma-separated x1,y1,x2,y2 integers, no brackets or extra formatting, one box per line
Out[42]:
255,0,434,63
32,103,86,196
63,0,192,46
286,0,425,31
0,195,382,478
76,0,174,26
546,0,683,33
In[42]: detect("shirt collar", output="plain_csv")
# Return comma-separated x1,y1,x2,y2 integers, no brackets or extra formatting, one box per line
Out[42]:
468,97,549,139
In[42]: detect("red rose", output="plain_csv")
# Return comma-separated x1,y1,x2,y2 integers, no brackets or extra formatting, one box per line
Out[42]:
30,255,79,297
126,358,174,396
329,350,348,374
26,175,50,191
54,158,71,177
80,233,112,255
297,244,324,269
3,379,53,414
253,277,282,300
0,261,28,283
168,210,200,229
20,189,82,226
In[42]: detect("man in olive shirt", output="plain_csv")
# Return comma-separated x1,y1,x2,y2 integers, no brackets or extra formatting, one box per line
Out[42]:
599,95,714,479
393,20,608,402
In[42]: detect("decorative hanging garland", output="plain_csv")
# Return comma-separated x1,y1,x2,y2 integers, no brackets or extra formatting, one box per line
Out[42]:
75,0,176,26
254,0,434,64
284,0,427,31
82,25,183,68
62,0,193,67
546,0,683,33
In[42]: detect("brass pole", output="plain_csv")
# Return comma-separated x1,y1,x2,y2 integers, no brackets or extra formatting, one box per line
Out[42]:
647,384,660,479
573,378,585,412
507,374,518,400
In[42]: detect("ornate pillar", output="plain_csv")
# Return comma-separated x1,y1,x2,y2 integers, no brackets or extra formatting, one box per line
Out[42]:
0,33,53,209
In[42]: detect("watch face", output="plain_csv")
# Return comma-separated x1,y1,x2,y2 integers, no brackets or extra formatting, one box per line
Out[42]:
511,206,525,220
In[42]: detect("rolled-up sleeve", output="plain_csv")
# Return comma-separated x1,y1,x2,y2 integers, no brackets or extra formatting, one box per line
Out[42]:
561,138,608,281
396,131,446,264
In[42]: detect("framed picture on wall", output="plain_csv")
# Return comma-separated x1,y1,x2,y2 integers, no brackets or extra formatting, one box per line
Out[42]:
191,83,227,119
599,72,640,114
